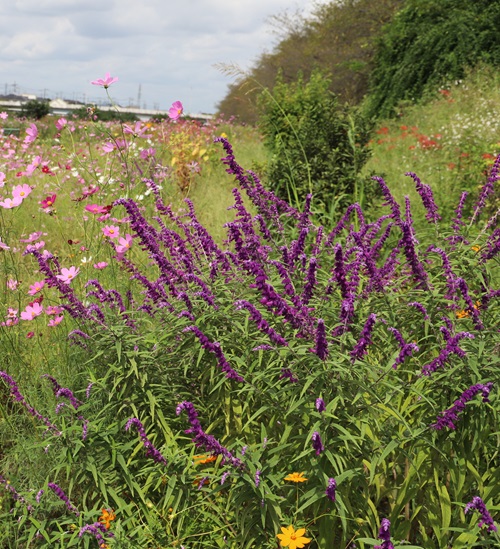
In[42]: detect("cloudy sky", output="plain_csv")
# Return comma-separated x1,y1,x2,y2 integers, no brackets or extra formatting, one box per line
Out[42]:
0,0,327,115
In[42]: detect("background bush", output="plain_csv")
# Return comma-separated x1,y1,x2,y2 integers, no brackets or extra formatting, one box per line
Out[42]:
258,70,375,215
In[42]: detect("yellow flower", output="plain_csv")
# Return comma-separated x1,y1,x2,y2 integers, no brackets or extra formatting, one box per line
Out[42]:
471,245,481,252
99,508,116,529
284,472,308,483
456,309,469,319
277,525,311,549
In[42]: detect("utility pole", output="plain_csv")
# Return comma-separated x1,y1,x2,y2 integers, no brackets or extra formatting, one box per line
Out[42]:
137,84,142,108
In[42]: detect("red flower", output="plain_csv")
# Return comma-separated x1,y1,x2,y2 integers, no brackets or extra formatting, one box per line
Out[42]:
40,194,57,209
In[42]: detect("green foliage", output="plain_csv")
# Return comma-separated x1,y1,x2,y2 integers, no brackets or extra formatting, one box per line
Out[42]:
258,70,374,213
21,99,50,120
216,0,403,123
72,106,139,122
366,0,500,118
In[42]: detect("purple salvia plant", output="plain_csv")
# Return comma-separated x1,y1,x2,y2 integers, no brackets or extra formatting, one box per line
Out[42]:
480,228,500,263
387,327,419,369
338,248,363,328
431,382,493,430
447,191,470,245
405,171,441,223
183,325,245,382
234,300,288,346
311,431,325,455
315,398,326,413
311,318,329,361
176,401,243,468
399,219,429,290
42,375,82,410
0,371,60,435
372,176,401,222
79,522,114,546
350,313,377,362
125,418,167,464
325,478,336,502
280,368,299,383
465,496,498,532
471,152,500,224
456,277,484,330
325,203,365,247
422,331,475,375
0,475,33,511
215,137,298,223
408,302,429,320
301,256,318,305
428,247,457,300
255,470,261,487
48,482,79,515
374,518,395,549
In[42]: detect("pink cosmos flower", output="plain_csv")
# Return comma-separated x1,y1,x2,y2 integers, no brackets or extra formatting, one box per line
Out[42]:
24,123,38,144
1,318,19,327
91,73,119,88
25,241,45,253
0,172,5,187
20,302,43,320
102,225,120,238
12,184,32,201
7,279,19,291
140,147,156,159
23,156,42,177
40,194,57,209
20,231,43,243
116,234,133,254
55,118,67,130
48,315,64,327
28,280,45,295
56,266,80,284
7,308,17,318
93,261,108,270
168,101,183,120
102,142,115,153
123,121,151,138
0,237,10,250
26,331,35,338
45,305,64,315
0,197,23,209
0,112,8,120
85,204,109,215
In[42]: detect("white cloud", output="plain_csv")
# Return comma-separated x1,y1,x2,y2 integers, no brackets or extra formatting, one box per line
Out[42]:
1,0,326,113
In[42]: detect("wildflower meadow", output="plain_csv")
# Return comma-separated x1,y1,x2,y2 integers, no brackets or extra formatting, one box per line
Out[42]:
0,73,498,549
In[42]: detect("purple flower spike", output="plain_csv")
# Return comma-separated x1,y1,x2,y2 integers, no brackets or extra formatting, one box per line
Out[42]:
465,496,497,532
125,418,167,464
315,398,326,413
431,383,493,430
1,371,60,435
325,478,336,502
311,318,329,361
350,313,377,362
176,401,243,468
48,482,79,516
374,518,395,549
405,172,441,223
311,431,324,455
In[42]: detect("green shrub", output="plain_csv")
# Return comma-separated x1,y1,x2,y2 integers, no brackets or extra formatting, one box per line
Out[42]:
366,0,500,119
21,99,50,120
258,70,374,215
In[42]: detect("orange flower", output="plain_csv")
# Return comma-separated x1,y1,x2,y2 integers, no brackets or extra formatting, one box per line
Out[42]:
99,508,116,529
284,472,308,483
277,525,311,549
194,454,217,465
